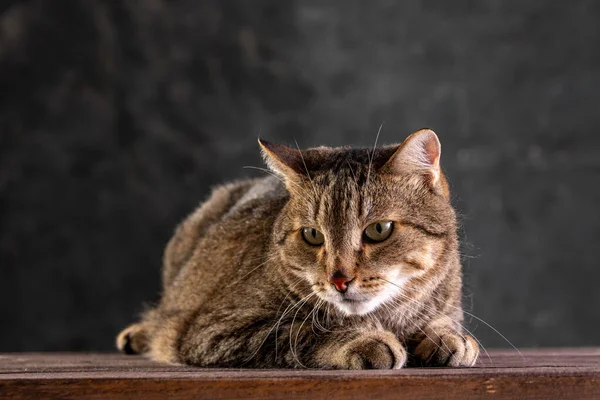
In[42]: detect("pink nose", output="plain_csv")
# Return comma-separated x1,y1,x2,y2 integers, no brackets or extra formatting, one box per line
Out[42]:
328,270,354,293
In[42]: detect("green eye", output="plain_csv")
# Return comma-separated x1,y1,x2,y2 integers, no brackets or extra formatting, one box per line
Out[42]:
302,228,325,246
364,221,393,242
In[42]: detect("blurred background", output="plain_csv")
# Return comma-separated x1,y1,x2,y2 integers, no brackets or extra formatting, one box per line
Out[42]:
1,0,599,352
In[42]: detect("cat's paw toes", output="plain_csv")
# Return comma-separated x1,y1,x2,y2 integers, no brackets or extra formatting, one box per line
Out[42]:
116,323,150,355
344,331,407,369
413,331,479,367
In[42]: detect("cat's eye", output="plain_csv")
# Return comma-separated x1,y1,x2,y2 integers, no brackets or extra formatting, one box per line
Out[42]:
363,221,393,242
302,228,325,246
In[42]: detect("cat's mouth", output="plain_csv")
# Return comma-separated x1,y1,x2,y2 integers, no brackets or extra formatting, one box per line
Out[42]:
338,291,370,302
340,298,362,304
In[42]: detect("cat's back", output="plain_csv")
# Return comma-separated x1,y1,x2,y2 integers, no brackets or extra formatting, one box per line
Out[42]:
226,175,288,217
161,175,287,305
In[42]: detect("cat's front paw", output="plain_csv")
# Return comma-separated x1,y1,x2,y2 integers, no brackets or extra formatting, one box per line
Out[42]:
342,331,407,369
412,330,479,367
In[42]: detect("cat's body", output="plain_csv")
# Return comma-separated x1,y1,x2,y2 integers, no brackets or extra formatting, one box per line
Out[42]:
117,129,479,369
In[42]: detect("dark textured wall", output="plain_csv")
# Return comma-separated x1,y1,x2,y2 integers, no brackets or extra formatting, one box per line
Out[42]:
1,0,599,351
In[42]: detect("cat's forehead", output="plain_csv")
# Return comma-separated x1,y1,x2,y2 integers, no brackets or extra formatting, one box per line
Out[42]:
302,169,396,223
305,145,400,174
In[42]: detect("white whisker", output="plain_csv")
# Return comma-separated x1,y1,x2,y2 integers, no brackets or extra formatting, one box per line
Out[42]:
294,139,318,198
365,121,384,187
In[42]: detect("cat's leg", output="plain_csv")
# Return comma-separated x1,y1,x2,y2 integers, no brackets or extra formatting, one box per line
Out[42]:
116,322,150,355
178,310,407,369
312,330,407,369
407,317,479,367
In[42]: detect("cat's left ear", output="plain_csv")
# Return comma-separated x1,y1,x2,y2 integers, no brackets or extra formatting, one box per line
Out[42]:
382,128,442,188
258,139,308,180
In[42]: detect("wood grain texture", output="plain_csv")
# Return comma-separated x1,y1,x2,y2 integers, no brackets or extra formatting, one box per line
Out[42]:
1,349,599,399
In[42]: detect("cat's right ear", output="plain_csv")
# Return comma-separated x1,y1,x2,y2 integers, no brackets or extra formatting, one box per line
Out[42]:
258,139,307,181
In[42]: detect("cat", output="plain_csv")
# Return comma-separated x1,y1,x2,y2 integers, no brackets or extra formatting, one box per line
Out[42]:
116,128,479,369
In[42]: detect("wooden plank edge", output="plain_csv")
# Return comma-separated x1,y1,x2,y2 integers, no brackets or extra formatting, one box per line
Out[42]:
1,372,600,400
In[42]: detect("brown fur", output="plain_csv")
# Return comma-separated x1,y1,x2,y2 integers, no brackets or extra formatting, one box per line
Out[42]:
117,129,479,369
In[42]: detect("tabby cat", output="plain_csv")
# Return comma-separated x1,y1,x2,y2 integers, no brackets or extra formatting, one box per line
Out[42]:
117,128,479,369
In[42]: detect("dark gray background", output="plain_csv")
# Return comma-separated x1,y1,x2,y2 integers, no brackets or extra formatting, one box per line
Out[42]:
1,0,599,351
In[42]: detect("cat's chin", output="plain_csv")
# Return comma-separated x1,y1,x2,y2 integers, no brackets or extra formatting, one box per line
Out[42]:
334,297,382,316
330,290,395,316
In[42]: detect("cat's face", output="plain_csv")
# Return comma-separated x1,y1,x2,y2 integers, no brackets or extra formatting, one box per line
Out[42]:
263,130,456,316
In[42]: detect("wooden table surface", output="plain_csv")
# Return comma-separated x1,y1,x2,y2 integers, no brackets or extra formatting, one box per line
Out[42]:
1,349,599,399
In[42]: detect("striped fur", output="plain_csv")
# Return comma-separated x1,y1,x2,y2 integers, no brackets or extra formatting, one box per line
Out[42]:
116,129,479,369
